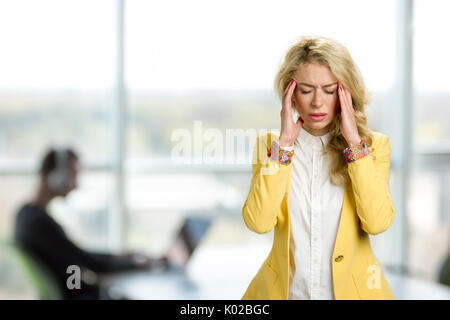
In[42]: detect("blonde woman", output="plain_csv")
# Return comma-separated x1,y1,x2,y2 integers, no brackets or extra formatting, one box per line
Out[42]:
242,36,395,300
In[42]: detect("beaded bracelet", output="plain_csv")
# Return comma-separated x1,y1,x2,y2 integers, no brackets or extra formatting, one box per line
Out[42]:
343,140,369,163
267,140,294,165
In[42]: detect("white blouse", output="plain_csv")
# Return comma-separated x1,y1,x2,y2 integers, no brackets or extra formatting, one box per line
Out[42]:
285,128,345,300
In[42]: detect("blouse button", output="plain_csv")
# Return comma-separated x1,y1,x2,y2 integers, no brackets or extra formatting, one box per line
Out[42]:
335,255,344,262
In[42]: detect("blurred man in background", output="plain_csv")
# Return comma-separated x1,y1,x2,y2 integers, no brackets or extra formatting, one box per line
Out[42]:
14,147,167,300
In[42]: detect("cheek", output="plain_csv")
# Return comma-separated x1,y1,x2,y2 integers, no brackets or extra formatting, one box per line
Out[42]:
329,95,340,113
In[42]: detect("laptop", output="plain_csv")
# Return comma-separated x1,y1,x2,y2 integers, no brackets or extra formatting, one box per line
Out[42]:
152,216,212,273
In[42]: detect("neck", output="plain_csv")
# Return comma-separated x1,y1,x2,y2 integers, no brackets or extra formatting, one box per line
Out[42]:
31,183,56,210
303,125,331,137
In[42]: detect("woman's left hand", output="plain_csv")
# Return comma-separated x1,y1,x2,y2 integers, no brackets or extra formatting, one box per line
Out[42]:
338,82,361,147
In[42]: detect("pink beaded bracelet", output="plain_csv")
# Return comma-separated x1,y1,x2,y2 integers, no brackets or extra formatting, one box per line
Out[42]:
343,140,370,163
267,140,294,165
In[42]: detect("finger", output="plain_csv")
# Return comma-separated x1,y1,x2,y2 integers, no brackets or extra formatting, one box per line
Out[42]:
284,78,295,95
339,83,351,113
343,87,354,113
284,79,291,95
346,89,354,112
287,81,296,111
338,83,347,113
282,79,296,112
284,79,296,102
282,80,293,111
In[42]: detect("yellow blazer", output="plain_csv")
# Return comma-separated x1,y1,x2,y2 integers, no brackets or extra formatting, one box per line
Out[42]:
242,131,395,300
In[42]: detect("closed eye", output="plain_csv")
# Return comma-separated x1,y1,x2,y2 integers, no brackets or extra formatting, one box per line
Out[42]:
301,90,335,95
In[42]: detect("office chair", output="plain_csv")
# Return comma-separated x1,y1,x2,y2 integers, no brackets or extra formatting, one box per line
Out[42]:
438,253,450,287
1,239,62,300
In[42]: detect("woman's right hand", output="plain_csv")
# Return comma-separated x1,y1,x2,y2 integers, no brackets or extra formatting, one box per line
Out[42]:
279,78,304,146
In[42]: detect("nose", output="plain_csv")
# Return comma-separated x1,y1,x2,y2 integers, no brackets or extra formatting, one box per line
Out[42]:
311,91,323,108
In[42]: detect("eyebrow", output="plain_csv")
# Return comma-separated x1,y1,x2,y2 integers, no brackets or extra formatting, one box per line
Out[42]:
298,82,338,88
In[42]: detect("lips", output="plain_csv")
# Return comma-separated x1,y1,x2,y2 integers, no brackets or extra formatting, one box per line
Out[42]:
309,113,327,122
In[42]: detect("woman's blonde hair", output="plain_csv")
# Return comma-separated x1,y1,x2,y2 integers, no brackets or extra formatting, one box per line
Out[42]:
274,35,374,187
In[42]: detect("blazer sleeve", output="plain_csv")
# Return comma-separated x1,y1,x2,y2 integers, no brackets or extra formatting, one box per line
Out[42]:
347,133,395,235
242,132,292,234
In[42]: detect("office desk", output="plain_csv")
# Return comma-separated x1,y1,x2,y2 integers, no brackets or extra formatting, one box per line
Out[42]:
99,244,450,300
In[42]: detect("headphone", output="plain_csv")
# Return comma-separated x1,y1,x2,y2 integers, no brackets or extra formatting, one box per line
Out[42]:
47,148,71,192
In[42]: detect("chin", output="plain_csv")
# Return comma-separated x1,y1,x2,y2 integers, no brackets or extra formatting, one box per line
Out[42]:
304,120,333,135
308,122,328,129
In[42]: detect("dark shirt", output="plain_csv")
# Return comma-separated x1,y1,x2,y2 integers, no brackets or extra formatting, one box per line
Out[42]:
14,203,138,299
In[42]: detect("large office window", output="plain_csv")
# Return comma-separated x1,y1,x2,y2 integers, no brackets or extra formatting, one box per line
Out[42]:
408,0,450,281
0,1,117,250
